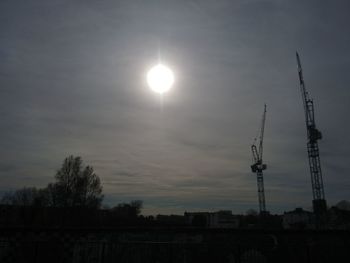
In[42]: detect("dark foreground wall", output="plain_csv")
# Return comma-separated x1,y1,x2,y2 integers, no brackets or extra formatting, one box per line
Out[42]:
0,227,349,263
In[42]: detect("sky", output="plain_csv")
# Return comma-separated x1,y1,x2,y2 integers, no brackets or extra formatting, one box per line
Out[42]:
1,0,350,215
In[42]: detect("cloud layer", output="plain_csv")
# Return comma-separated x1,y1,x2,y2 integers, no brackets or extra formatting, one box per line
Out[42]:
1,0,350,214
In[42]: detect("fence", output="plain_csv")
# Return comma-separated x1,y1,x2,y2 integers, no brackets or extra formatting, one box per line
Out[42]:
0,227,348,263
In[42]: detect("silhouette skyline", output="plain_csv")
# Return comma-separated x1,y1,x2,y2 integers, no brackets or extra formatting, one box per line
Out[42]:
1,0,350,215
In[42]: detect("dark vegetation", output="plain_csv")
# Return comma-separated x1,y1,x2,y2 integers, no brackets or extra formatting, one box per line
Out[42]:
1,156,103,208
0,155,144,227
1,155,350,229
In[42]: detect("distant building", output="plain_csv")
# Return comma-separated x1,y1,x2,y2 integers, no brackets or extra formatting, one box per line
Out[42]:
282,208,314,229
184,210,239,228
156,214,187,226
328,206,350,230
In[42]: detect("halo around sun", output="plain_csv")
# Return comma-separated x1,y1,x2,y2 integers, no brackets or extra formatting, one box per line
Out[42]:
147,64,174,94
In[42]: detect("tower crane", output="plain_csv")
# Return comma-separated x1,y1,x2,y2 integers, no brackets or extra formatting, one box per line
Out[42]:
251,104,267,214
296,52,327,223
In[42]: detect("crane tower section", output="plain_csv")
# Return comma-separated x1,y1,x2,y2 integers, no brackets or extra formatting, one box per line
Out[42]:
251,105,267,214
296,52,327,218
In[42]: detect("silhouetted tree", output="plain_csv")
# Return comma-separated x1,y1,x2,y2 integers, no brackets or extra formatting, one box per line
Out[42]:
111,200,143,218
336,200,350,211
131,200,143,216
34,186,53,207
49,155,103,208
1,187,39,206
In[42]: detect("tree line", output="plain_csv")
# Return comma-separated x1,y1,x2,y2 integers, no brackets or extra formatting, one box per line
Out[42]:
1,155,142,214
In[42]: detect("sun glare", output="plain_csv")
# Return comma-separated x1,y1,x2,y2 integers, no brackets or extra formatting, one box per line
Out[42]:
147,64,174,94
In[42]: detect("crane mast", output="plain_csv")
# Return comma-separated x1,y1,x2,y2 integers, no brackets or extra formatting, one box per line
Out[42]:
296,52,327,223
251,105,267,214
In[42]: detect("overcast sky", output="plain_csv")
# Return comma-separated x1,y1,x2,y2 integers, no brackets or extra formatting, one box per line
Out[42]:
1,0,350,215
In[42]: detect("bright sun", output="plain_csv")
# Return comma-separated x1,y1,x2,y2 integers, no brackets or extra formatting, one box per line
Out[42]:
147,64,174,94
